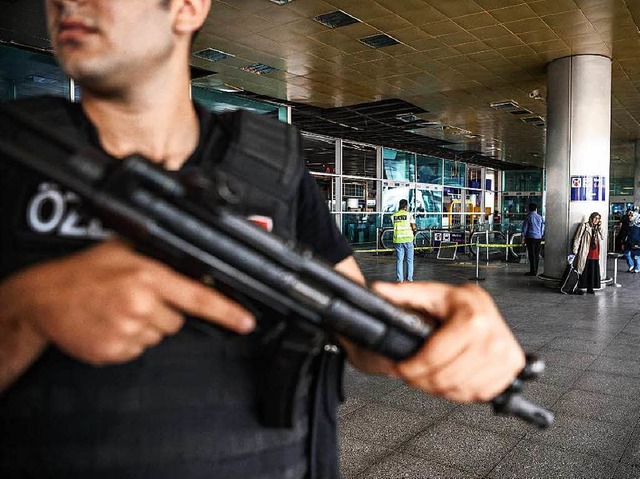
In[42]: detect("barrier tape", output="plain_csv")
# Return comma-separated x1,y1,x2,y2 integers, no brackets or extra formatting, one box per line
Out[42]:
354,241,544,255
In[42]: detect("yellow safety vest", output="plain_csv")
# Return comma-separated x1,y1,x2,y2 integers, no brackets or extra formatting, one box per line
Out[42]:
392,210,414,243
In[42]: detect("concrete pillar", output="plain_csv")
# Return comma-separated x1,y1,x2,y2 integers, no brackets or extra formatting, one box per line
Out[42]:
544,55,612,279
635,140,640,207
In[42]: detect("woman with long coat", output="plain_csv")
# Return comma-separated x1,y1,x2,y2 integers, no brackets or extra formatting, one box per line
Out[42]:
572,212,604,294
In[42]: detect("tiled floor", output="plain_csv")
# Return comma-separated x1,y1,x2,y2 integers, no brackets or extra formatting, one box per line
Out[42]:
339,253,640,479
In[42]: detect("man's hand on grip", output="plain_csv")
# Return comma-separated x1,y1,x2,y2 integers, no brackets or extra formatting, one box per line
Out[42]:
373,281,525,403
0,239,255,366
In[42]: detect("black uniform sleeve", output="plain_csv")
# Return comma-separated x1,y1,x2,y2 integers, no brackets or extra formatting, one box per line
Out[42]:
295,170,353,265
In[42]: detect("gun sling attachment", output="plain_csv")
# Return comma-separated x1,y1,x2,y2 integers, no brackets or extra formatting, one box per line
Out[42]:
0,106,554,429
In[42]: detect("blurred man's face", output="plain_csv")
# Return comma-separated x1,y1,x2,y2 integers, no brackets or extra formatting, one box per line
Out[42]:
44,0,176,91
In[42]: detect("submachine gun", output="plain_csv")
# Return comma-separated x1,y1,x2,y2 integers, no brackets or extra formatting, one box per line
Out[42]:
0,107,553,428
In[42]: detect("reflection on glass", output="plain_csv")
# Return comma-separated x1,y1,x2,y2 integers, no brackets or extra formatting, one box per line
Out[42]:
191,86,280,115
342,213,381,250
301,133,336,174
312,175,337,212
0,45,68,99
443,159,466,187
415,214,441,229
382,183,414,214
503,195,542,234
467,166,482,189
503,169,543,192
417,155,443,185
416,188,442,213
343,141,376,178
343,179,378,212
486,169,496,191
383,148,415,182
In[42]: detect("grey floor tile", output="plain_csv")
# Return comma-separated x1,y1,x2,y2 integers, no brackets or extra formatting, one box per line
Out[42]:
553,389,640,425
343,366,404,402
447,401,532,438
544,337,610,355
535,365,583,388
573,371,640,399
602,342,640,360
621,426,640,465
488,441,617,479
588,356,640,379
404,419,522,476
373,384,458,420
613,462,640,478
338,437,393,479
525,414,634,461
339,396,369,418
341,255,640,478
536,348,599,371
339,403,433,448
357,452,479,479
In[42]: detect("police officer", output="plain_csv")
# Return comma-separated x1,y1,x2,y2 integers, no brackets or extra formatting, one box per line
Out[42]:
0,1,525,477
392,199,417,283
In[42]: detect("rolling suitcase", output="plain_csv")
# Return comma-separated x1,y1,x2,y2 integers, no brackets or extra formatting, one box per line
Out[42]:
559,261,579,294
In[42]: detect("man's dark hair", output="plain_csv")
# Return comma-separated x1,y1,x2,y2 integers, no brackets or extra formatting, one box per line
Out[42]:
399,199,408,209
528,203,537,212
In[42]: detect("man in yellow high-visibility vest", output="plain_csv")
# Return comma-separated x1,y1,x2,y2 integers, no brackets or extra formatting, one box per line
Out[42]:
392,199,417,283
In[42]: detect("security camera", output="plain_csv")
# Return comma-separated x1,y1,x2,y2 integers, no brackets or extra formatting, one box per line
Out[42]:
529,89,543,100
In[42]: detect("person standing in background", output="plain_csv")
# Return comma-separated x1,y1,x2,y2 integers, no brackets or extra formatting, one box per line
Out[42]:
622,211,640,273
392,199,416,283
521,203,545,276
572,212,604,294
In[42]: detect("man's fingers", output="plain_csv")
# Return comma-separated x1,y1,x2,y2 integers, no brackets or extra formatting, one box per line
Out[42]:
372,281,455,319
137,263,256,334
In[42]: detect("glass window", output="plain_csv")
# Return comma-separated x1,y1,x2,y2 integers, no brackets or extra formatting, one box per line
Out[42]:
342,141,376,178
312,175,338,212
486,169,497,191
383,148,415,182
382,182,414,215
415,213,442,229
503,169,543,192
467,166,482,189
610,177,633,196
0,45,68,100
443,159,466,187
343,179,378,212
416,186,442,213
417,155,442,185
191,85,281,116
342,213,381,250
302,133,336,174
443,187,464,228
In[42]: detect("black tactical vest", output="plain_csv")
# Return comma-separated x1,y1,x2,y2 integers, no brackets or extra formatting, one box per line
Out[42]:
0,97,342,479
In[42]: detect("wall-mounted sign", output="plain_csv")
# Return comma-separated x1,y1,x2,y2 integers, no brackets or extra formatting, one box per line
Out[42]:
570,175,606,201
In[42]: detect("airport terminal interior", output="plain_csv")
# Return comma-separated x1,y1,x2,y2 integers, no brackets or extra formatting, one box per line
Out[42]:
2,0,640,477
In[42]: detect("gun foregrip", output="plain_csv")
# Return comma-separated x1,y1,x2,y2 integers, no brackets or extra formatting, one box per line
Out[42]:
492,393,555,428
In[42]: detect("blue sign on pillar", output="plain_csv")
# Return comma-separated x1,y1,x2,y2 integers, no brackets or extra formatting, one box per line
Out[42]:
570,175,606,201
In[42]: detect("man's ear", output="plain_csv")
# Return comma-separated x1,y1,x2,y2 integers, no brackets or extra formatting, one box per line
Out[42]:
173,0,211,35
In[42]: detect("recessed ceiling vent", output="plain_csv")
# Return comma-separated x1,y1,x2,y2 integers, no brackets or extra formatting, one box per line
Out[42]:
314,10,360,28
359,34,400,49
521,116,546,126
241,63,278,75
508,109,532,116
490,100,519,111
193,48,234,63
